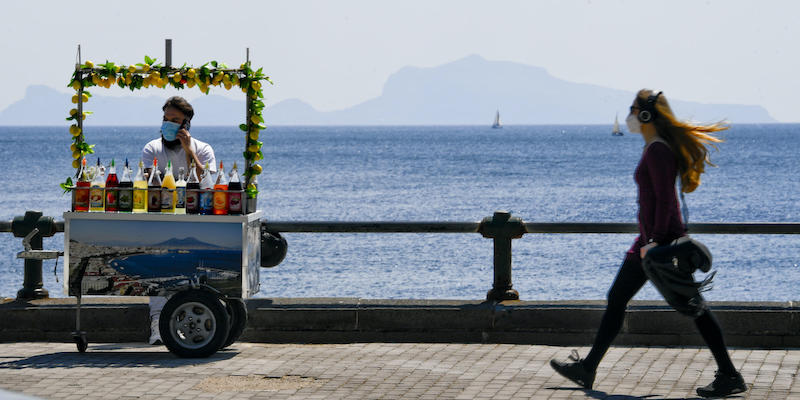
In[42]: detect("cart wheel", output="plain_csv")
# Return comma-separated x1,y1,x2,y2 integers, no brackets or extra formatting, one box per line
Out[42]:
73,332,88,353
221,298,247,349
159,290,230,358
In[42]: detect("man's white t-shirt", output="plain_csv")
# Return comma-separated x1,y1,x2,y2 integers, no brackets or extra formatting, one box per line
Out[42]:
142,137,217,176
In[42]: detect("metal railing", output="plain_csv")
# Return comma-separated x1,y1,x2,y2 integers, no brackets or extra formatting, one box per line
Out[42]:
3,211,800,301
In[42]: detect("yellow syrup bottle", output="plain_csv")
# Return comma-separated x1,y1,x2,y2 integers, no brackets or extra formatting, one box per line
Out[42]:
161,161,177,213
132,160,147,213
88,158,106,212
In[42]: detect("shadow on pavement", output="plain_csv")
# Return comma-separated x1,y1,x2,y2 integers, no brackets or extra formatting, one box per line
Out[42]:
0,344,238,369
548,386,704,400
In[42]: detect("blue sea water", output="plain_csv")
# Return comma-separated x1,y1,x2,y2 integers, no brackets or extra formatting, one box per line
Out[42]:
1,124,799,301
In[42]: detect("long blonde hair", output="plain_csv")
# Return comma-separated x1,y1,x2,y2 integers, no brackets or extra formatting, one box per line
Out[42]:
636,89,727,193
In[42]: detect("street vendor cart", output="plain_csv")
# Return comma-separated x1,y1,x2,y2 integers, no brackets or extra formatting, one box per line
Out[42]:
61,41,279,357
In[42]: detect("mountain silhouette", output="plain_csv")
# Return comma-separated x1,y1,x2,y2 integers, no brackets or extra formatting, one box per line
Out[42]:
0,55,775,125
151,237,231,250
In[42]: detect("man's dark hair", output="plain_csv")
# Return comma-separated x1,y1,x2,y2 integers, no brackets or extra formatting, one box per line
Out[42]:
162,96,194,120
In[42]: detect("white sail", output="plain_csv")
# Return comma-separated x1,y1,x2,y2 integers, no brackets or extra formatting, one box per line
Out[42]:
612,113,623,136
492,110,502,129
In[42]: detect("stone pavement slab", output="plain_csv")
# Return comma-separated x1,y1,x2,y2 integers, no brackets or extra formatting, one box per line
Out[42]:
0,342,798,399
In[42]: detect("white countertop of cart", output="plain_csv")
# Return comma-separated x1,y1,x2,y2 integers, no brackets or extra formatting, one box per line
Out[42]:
64,211,263,223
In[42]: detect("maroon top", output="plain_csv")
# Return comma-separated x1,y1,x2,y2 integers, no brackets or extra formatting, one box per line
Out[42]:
629,141,686,255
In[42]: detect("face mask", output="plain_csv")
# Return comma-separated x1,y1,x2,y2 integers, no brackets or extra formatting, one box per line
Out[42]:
161,121,181,141
625,113,641,134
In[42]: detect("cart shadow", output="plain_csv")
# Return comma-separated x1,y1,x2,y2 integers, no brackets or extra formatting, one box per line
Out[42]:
0,344,238,369
547,386,703,400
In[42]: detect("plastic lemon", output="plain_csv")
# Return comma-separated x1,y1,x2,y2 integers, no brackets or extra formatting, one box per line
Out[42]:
71,95,79,104
70,108,78,116
186,68,196,78
247,183,257,191
249,131,259,140
81,93,89,102
128,65,136,73
248,144,259,152
141,64,150,72
72,150,81,159
71,81,81,91
224,82,232,90
251,164,262,175
72,160,81,169
70,143,78,152
186,80,196,88
251,81,261,91
241,87,248,93
84,60,94,68
230,75,239,85
173,72,182,82
250,115,260,124
69,125,81,136
255,152,263,161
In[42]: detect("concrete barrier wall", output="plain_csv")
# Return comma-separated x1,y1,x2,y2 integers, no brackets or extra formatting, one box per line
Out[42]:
1,297,798,348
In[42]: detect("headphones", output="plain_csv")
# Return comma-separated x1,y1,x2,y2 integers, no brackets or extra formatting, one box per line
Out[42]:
637,91,663,123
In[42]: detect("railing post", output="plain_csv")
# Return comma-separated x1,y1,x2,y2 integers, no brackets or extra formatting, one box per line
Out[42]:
12,211,56,299
479,211,525,301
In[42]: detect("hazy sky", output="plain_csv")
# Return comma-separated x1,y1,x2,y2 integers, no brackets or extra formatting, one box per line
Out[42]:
2,0,798,122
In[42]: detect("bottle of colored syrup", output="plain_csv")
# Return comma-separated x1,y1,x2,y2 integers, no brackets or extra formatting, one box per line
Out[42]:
199,162,214,215
89,158,105,212
185,161,200,214
132,160,147,213
72,158,90,212
117,159,133,213
175,167,187,214
227,162,243,215
161,161,177,213
104,159,119,212
147,158,162,212
213,161,229,215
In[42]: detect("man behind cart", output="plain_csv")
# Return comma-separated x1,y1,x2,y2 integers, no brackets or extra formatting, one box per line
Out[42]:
143,96,216,179
143,96,217,345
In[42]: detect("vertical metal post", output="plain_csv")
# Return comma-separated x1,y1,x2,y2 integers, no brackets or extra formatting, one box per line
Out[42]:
165,39,172,68
13,211,51,299
479,211,523,302
243,47,253,213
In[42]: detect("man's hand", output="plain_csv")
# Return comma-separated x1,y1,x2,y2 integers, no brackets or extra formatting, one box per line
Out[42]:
640,242,658,259
177,128,192,154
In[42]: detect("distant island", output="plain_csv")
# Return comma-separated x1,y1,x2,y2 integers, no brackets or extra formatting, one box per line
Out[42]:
0,55,776,125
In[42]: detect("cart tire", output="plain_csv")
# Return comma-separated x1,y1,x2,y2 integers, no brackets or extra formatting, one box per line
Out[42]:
73,332,88,353
159,290,230,358
221,298,247,349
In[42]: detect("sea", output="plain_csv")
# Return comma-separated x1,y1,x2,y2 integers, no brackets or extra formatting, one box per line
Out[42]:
1,124,798,301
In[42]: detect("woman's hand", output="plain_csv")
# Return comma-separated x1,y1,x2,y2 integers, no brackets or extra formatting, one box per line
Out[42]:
640,242,658,259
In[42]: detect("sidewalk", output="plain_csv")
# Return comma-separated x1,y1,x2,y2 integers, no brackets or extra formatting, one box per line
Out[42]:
0,342,797,399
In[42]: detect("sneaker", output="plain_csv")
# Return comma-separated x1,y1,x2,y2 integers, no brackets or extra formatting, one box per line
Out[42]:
549,349,596,389
696,370,747,398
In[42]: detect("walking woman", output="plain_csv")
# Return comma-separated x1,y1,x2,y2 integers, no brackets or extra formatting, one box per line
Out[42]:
550,89,747,398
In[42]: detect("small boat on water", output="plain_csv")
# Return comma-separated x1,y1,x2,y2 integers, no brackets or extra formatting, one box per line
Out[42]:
492,109,502,129
612,113,623,136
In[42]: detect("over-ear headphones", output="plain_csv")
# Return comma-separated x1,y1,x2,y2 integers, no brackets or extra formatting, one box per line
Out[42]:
637,91,662,123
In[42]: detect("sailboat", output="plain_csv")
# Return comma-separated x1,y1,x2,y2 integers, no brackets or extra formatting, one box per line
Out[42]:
612,113,623,136
492,109,502,129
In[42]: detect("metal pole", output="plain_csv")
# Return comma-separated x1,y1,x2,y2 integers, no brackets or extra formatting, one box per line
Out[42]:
13,211,49,299
165,39,172,68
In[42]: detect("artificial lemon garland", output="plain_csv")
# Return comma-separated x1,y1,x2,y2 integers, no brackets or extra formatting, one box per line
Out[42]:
63,55,270,199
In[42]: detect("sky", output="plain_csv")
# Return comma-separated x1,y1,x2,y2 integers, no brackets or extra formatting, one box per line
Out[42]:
1,0,798,122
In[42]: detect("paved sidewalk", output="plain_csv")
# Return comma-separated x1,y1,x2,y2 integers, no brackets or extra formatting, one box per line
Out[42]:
0,342,797,399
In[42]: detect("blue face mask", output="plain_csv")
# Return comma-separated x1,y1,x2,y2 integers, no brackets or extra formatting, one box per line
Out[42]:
161,121,181,141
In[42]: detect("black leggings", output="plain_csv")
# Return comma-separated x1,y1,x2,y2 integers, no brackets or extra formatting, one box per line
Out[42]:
582,253,737,375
